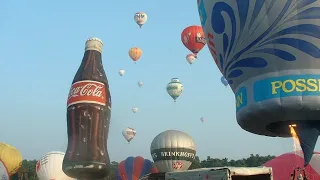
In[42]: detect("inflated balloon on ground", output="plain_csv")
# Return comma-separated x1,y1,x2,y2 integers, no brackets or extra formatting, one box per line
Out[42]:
36,151,75,180
264,151,320,180
115,156,158,180
198,0,320,166
150,130,196,172
0,142,22,175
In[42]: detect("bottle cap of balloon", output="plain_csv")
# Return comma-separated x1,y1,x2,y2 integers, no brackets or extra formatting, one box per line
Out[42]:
85,37,103,53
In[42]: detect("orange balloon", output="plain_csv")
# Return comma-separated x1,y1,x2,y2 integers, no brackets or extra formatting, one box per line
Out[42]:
129,47,142,62
181,25,206,55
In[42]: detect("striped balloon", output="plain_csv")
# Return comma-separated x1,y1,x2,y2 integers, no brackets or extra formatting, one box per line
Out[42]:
116,156,158,180
264,151,320,180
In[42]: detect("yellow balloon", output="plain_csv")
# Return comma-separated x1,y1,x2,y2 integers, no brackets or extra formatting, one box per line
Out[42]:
0,142,22,175
128,47,142,62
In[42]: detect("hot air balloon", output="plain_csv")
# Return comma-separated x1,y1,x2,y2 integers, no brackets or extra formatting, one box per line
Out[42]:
116,156,158,180
134,12,147,28
119,69,125,76
166,78,183,102
200,117,205,123
0,160,9,180
150,130,196,172
132,107,139,114
0,142,22,175
122,127,136,143
198,0,320,166
264,151,320,180
186,54,197,65
138,81,143,87
36,151,75,180
220,76,228,87
129,47,142,63
181,25,206,55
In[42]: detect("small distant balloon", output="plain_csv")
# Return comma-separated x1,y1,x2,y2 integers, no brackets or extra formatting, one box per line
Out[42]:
122,127,136,143
200,117,205,123
138,81,143,87
166,78,183,102
132,107,139,114
118,69,125,76
220,76,228,87
134,12,147,28
186,54,197,65
129,47,142,63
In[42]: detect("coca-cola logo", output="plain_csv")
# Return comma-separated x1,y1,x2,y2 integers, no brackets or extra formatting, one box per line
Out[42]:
68,83,103,99
67,81,106,106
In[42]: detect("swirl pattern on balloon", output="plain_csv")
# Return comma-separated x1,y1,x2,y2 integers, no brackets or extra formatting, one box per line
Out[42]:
200,0,320,85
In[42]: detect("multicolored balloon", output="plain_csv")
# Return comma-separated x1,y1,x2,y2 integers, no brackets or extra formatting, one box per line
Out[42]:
166,78,183,102
134,12,147,28
186,54,197,65
116,156,158,180
129,47,142,63
264,151,320,180
181,25,206,55
198,0,320,166
119,69,125,76
122,127,136,143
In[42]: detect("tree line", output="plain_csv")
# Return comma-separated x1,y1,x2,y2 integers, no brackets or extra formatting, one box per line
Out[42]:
11,154,275,180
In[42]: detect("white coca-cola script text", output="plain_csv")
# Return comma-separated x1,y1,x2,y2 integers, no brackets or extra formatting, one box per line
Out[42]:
68,83,104,99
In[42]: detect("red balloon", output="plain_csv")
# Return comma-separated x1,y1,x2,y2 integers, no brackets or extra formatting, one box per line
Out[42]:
264,151,320,180
181,25,206,55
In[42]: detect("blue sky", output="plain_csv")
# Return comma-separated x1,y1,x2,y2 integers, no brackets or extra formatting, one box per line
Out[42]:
1,0,318,162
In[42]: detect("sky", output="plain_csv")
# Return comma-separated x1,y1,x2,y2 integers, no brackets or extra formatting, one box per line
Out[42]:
1,0,319,162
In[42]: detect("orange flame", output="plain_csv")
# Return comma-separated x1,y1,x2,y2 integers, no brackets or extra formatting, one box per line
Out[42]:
289,124,301,152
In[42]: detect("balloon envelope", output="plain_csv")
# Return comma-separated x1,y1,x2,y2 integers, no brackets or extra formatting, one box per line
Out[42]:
166,78,183,102
150,130,196,172
181,26,206,55
119,69,125,76
0,160,9,180
264,151,320,180
116,156,158,180
129,47,142,62
0,142,22,175
132,107,139,113
36,151,75,180
186,54,197,65
198,0,320,166
134,12,147,28
122,127,136,142
138,81,143,87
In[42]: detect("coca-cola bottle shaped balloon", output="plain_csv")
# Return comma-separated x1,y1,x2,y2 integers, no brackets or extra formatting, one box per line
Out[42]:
62,37,112,179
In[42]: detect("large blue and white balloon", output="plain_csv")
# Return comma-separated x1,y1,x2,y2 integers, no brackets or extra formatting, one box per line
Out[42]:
198,0,320,166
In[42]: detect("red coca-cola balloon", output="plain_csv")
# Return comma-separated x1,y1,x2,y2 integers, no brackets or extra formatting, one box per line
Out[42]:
181,25,206,55
62,37,112,179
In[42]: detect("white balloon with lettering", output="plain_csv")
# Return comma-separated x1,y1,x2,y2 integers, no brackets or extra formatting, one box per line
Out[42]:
122,127,137,143
36,151,75,180
134,12,147,28
186,54,197,65
150,130,196,172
